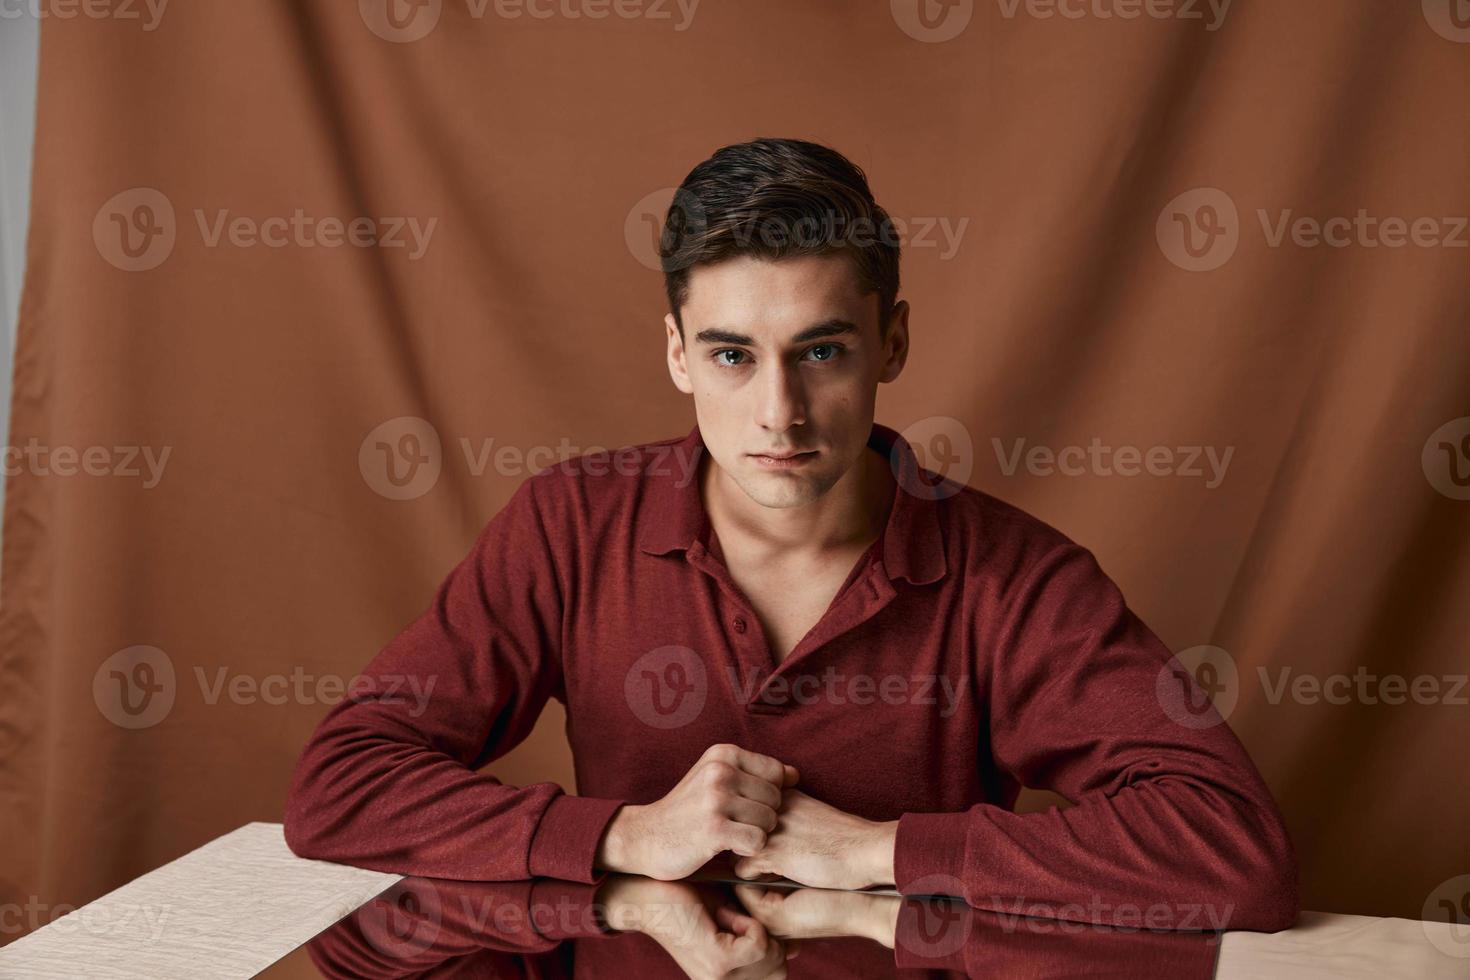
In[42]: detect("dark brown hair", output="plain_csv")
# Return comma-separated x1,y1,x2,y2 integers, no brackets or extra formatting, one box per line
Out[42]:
660,137,901,338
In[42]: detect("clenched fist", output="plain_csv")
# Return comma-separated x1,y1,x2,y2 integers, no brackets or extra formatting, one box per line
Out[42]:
596,743,800,881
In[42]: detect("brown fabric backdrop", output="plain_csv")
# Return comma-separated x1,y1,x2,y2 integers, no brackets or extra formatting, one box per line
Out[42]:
3,0,1468,947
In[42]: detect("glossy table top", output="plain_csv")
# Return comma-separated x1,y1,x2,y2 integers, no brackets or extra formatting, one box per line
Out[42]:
2,824,1465,978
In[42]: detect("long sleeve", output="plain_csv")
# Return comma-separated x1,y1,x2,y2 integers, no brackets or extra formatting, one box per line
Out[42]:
306,877,610,979
892,539,1299,932
283,474,627,882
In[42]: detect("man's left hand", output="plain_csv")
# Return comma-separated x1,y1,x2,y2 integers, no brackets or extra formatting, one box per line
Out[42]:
731,788,898,891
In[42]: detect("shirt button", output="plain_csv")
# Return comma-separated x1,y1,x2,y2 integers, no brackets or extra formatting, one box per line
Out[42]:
732,617,747,633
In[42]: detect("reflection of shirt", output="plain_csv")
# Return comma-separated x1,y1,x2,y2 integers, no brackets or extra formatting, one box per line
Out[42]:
284,421,1298,945
303,875,1221,978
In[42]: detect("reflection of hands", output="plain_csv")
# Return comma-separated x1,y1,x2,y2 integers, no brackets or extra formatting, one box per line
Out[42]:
734,883,901,949
731,788,898,892
598,876,797,980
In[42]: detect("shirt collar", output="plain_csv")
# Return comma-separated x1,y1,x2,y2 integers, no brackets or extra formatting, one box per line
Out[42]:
636,420,948,587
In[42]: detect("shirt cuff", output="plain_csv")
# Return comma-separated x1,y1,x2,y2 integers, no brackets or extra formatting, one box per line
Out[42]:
527,794,627,882
528,877,616,941
893,810,971,898
892,896,974,971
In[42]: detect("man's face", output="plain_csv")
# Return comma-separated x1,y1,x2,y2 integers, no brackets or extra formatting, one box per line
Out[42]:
665,253,909,509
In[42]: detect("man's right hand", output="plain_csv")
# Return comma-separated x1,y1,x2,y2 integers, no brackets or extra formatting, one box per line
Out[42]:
598,877,796,980
596,743,800,881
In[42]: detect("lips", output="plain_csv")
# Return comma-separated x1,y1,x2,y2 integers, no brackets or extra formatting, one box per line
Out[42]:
751,451,815,459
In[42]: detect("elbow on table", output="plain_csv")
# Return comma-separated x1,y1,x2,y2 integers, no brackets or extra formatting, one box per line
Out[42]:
1225,867,1299,932
282,794,331,862
1215,826,1300,932
281,764,350,863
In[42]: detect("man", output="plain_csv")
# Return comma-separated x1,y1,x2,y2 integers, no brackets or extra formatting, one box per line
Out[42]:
284,137,1297,965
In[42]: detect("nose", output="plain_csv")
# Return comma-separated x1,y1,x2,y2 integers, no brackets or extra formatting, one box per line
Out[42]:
754,358,808,433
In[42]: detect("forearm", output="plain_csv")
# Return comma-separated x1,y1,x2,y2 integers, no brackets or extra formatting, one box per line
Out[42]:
892,771,1298,931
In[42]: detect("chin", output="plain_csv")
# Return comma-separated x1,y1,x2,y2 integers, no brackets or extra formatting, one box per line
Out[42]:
738,468,827,509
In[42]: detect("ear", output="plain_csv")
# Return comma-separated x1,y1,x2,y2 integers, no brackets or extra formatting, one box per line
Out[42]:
879,300,910,384
666,312,694,394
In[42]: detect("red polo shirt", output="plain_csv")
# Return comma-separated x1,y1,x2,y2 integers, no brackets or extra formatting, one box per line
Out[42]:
284,420,1298,933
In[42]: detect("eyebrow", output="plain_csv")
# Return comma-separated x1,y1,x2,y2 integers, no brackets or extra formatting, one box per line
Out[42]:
692,318,859,347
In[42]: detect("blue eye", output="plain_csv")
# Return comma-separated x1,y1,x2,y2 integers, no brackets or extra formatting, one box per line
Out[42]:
806,344,842,361
714,349,748,367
